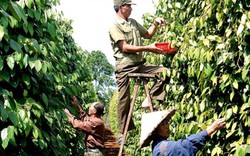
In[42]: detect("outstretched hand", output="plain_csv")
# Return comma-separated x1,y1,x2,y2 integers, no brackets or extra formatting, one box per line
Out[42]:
154,17,166,26
148,43,164,54
206,118,226,136
71,96,78,106
64,108,75,123
64,108,71,117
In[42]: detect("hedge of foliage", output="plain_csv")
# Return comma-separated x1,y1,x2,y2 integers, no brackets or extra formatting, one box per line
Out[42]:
110,0,250,155
0,0,99,155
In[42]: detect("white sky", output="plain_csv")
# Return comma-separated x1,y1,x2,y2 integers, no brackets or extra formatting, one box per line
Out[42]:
57,0,156,65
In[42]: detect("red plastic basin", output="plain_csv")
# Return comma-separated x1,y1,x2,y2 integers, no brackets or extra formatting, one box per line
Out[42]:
155,42,177,54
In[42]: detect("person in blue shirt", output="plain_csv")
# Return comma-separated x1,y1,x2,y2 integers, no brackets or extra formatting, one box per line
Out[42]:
139,109,226,156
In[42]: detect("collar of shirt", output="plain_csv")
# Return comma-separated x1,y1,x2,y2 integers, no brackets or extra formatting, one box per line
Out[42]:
116,15,132,25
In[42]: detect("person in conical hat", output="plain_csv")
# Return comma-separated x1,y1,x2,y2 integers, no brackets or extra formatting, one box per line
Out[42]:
140,109,226,156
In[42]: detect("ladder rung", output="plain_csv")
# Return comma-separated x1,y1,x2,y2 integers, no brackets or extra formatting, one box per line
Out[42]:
127,73,156,78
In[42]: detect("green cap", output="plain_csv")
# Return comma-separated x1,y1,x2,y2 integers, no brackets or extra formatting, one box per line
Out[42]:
114,0,136,6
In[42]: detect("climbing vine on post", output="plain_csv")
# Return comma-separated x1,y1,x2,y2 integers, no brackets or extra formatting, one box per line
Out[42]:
0,0,98,155
121,0,250,155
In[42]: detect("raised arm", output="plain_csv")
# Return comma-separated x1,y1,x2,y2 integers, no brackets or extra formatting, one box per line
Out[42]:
70,96,86,120
117,40,163,54
144,17,166,39
71,96,84,112
183,118,226,151
206,118,226,136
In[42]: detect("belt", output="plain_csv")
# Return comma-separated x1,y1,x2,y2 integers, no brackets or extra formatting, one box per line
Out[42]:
85,148,100,153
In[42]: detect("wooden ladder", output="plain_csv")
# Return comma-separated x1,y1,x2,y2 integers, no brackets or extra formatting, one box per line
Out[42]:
118,73,156,156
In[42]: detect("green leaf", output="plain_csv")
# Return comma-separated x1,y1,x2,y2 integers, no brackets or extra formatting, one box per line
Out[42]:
6,56,15,70
28,58,35,69
25,120,33,137
216,43,225,50
175,2,181,8
246,22,250,29
186,92,192,99
226,108,233,120
241,14,247,24
41,46,48,56
233,80,238,89
216,12,222,22
1,128,9,149
1,105,8,122
48,23,56,38
232,105,238,114
211,146,222,156
237,147,246,156
1,139,8,149
226,129,235,138
10,1,27,24
230,91,234,101
242,68,248,80
42,131,50,141
34,10,41,21
23,22,28,34
221,74,229,83
204,64,213,77
42,62,48,74
38,139,47,149
30,39,41,52
9,112,18,126
28,22,34,36
25,0,33,8
35,60,42,72
23,54,29,67
211,75,218,86
33,127,39,139
45,114,53,124
32,101,44,111
14,51,23,62
9,16,18,28
22,74,30,86
0,25,4,41
65,87,73,96
8,126,16,146
231,122,237,131
10,40,22,53
226,28,232,37
237,24,244,36
42,93,48,107
70,86,78,95
19,109,26,120
35,0,41,4
207,35,217,41
32,109,41,118
203,38,210,47
200,100,205,112
0,71,10,82
1,128,8,140
0,56,3,70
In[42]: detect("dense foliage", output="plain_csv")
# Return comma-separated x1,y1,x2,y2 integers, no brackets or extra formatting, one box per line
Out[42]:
0,0,106,155
107,91,119,134
110,0,250,155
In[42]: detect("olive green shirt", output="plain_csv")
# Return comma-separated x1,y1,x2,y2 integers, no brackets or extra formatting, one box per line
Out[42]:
109,16,147,69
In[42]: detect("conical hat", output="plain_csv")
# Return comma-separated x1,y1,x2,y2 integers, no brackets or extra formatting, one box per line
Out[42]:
139,109,176,148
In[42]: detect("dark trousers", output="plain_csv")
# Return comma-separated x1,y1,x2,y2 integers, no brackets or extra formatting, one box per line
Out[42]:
115,62,168,134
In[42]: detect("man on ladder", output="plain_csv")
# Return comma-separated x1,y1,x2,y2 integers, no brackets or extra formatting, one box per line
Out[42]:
109,0,169,148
